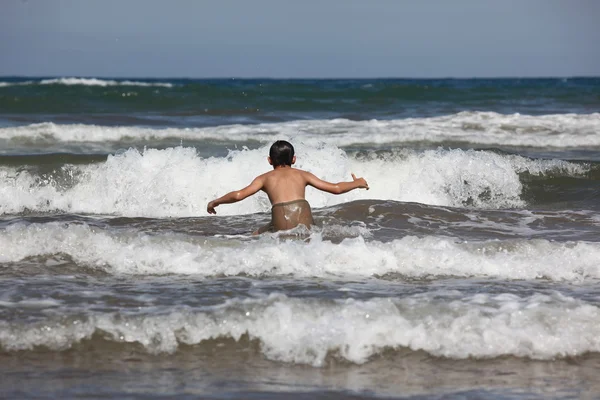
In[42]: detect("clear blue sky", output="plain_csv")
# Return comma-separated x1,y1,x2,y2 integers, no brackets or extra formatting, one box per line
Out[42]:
1,0,599,78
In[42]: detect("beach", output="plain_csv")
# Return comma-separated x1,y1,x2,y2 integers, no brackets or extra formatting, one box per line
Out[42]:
1,77,599,399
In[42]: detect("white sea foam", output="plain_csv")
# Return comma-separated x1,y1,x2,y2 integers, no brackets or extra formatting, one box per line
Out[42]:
0,223,599,281
0,81,34,87
1,112,599,147
0,145,588,216
2,293,600,365
0,123,187,143
0,78,172,88
40,77,173,87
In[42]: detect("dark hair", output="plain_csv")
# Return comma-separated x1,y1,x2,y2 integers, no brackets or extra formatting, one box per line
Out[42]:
269,140,295,166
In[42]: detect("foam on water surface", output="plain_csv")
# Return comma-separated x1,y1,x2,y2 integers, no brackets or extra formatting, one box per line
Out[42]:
1,292,599,366
2,112,599,147
1,223,599,281
0,145,589,216
0,78,173,88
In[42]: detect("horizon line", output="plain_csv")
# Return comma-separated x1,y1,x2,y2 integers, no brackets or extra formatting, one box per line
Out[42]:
1,75,599,80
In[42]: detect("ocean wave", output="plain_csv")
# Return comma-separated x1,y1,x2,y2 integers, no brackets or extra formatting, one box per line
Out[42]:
0,78,173,88
1,112,599,147
0,145,589,215
1,293,599,365
1,223,599,281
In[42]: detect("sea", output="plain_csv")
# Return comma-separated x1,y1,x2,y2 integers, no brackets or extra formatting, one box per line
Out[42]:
0,77,599,400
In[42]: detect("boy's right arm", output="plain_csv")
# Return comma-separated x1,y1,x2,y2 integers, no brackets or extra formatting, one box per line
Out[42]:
304,171,369,195
207,175,265,214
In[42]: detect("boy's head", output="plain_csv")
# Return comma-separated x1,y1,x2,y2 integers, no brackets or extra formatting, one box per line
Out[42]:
268,140,295,167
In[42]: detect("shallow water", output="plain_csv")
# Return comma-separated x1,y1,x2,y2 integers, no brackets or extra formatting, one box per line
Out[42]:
1,77,599,399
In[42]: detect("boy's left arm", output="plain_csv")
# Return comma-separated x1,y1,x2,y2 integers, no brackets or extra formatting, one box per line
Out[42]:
207,176,265,214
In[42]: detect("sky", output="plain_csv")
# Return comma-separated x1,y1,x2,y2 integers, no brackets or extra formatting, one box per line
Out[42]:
1,0,599,78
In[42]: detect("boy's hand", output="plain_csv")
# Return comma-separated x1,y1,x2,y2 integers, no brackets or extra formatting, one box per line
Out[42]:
207,201,218,214
351,173,369,190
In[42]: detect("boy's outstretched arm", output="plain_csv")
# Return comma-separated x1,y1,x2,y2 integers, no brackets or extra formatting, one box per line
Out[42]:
304,172,369,195
207,176,265,214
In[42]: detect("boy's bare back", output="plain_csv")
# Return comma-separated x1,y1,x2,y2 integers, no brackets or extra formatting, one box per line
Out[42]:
248,167,367,205
252,167,309,205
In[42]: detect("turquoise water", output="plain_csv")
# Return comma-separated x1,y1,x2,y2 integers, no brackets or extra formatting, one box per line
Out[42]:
1,77,598,124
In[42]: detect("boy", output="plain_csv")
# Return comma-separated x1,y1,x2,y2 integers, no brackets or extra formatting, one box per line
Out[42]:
207,140,369,234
